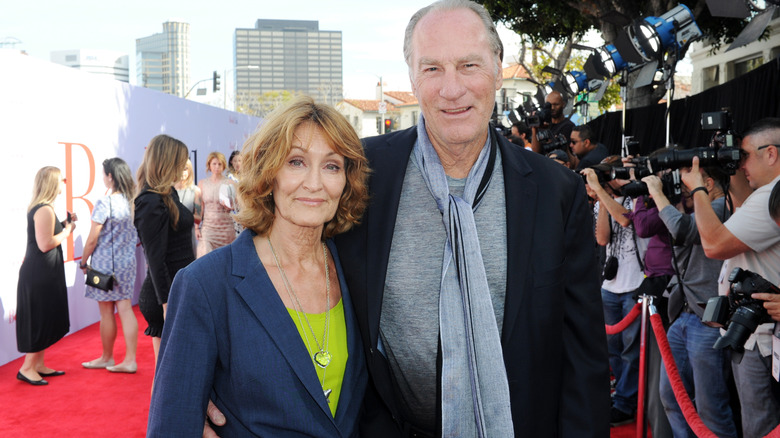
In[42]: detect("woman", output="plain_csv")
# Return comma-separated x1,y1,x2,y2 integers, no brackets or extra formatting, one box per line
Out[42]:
147,96,369,436
175,159,202,256
80,158,139,374
134,134,194,365
227,150,242,183
227,150,245,237
196,151,236,258
16,167,77,385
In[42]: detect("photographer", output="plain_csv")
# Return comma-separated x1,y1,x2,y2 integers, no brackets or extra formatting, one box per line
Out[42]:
530,91,574,155
509,121,532,149
582,157,646,427
643,168,738,438
681,118,780,438
572,125,609,172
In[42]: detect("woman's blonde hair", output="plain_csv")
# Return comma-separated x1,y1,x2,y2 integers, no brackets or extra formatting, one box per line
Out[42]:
28,166,62,212
136,134,189,229
236,95,370,239
205,151,227,175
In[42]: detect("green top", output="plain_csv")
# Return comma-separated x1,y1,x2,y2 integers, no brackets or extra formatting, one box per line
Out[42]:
287,298,347,417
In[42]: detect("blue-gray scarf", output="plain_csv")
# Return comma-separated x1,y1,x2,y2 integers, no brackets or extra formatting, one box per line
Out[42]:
413,116,514,437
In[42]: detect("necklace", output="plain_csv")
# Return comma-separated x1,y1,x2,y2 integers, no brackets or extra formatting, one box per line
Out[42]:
268,237,332,402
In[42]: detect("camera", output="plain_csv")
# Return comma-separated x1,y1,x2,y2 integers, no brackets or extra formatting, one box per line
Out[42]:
630,111,741,175
702,109,737,148
526,102,553,128
618,170,682,204
537,130,569,154
701,268,780,357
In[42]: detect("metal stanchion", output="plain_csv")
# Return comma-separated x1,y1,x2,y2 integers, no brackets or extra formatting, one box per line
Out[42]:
636,295,653,438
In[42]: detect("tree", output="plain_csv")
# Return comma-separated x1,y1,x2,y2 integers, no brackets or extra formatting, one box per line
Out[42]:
478,0,753,108
235,90,302,118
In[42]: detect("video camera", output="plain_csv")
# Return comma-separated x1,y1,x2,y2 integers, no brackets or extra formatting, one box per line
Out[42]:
526,102,553,128
702,268,780,359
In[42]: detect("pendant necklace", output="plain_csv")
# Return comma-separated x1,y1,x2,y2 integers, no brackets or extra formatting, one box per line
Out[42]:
268,237,333,402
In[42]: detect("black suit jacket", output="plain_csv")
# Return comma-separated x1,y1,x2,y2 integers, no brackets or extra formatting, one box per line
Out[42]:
335,126,610,437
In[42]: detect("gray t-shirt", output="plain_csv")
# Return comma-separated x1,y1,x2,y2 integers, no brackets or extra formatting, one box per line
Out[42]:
379,150,507,431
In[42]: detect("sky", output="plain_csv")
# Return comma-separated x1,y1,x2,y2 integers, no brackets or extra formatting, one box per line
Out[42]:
1,0,527,101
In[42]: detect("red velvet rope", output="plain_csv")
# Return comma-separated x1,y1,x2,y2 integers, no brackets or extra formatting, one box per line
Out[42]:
650,313,780,438
649,313,718,438
607,307,780,437
604,302,641,335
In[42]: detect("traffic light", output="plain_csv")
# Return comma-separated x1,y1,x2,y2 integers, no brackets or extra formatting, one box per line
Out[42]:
213,71,221,92
384,118,393,133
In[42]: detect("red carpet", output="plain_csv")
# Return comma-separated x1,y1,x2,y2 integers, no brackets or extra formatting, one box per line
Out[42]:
0,305,643,437
0,306,152,437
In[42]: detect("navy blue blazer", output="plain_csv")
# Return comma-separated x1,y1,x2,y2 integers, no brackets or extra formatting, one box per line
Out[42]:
147,230,367,437
335,126,611,437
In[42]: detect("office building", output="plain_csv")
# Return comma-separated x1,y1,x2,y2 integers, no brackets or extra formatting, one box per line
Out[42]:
51,49,130,82
234,19,343,105
136,21,190,97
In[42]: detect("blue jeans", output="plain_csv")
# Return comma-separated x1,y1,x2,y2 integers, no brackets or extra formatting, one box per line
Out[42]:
659,312,737,438
602,288,639,414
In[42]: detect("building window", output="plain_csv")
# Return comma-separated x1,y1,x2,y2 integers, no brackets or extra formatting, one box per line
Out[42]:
733,55,763,78
702,65,719,91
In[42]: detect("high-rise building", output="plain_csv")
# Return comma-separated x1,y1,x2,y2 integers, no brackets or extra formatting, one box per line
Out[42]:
136,21,190,97
51,49,130,82
234,19,343,106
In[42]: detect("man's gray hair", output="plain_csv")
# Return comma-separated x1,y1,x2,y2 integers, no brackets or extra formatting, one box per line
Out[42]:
403,0,504,70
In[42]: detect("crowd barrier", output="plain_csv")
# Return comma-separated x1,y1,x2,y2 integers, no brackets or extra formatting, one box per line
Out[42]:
605,297,780,438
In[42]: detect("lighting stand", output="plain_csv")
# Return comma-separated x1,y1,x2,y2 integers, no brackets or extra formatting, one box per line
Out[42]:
619,70,629,158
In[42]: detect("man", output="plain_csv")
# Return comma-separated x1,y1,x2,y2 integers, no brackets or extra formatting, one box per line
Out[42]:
643,169,738,438
530,90,575,154
572,124,609,172
336,1,608,436
582,160,645,427
204,1,609,436
681,117,780,438
510,121,532,149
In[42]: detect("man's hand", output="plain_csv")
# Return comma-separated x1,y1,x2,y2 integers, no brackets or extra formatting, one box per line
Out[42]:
203,400,226,438
642,175,664,199
753,293,780,322
580,168,601,192
680,157,705,190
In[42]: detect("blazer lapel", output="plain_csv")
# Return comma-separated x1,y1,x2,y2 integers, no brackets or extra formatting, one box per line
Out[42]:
498,139,537,344
328,240,366,429
363,128,418,347
230,231,337,424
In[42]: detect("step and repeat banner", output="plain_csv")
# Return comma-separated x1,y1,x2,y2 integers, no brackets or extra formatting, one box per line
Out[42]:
0,51,262,366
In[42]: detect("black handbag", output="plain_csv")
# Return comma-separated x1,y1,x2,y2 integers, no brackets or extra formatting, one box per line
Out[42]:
86,266,114,291
85,196,116,291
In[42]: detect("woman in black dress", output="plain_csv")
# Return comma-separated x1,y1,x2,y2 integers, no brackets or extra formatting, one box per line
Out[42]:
134,134,194,365
16,166,78,385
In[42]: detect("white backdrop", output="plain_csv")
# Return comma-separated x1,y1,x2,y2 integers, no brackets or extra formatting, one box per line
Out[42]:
0,51,262,366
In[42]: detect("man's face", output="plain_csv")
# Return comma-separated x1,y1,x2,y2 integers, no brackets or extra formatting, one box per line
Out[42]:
569,131,588,156
409,8,502,152
740,134,776,189
545,92,564,120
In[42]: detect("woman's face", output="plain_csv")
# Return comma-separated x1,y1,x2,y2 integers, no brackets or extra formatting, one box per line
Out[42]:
102,169,112,189
272,122,346,231
233,155,243,172
209,158,224,175
181,166,190,182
